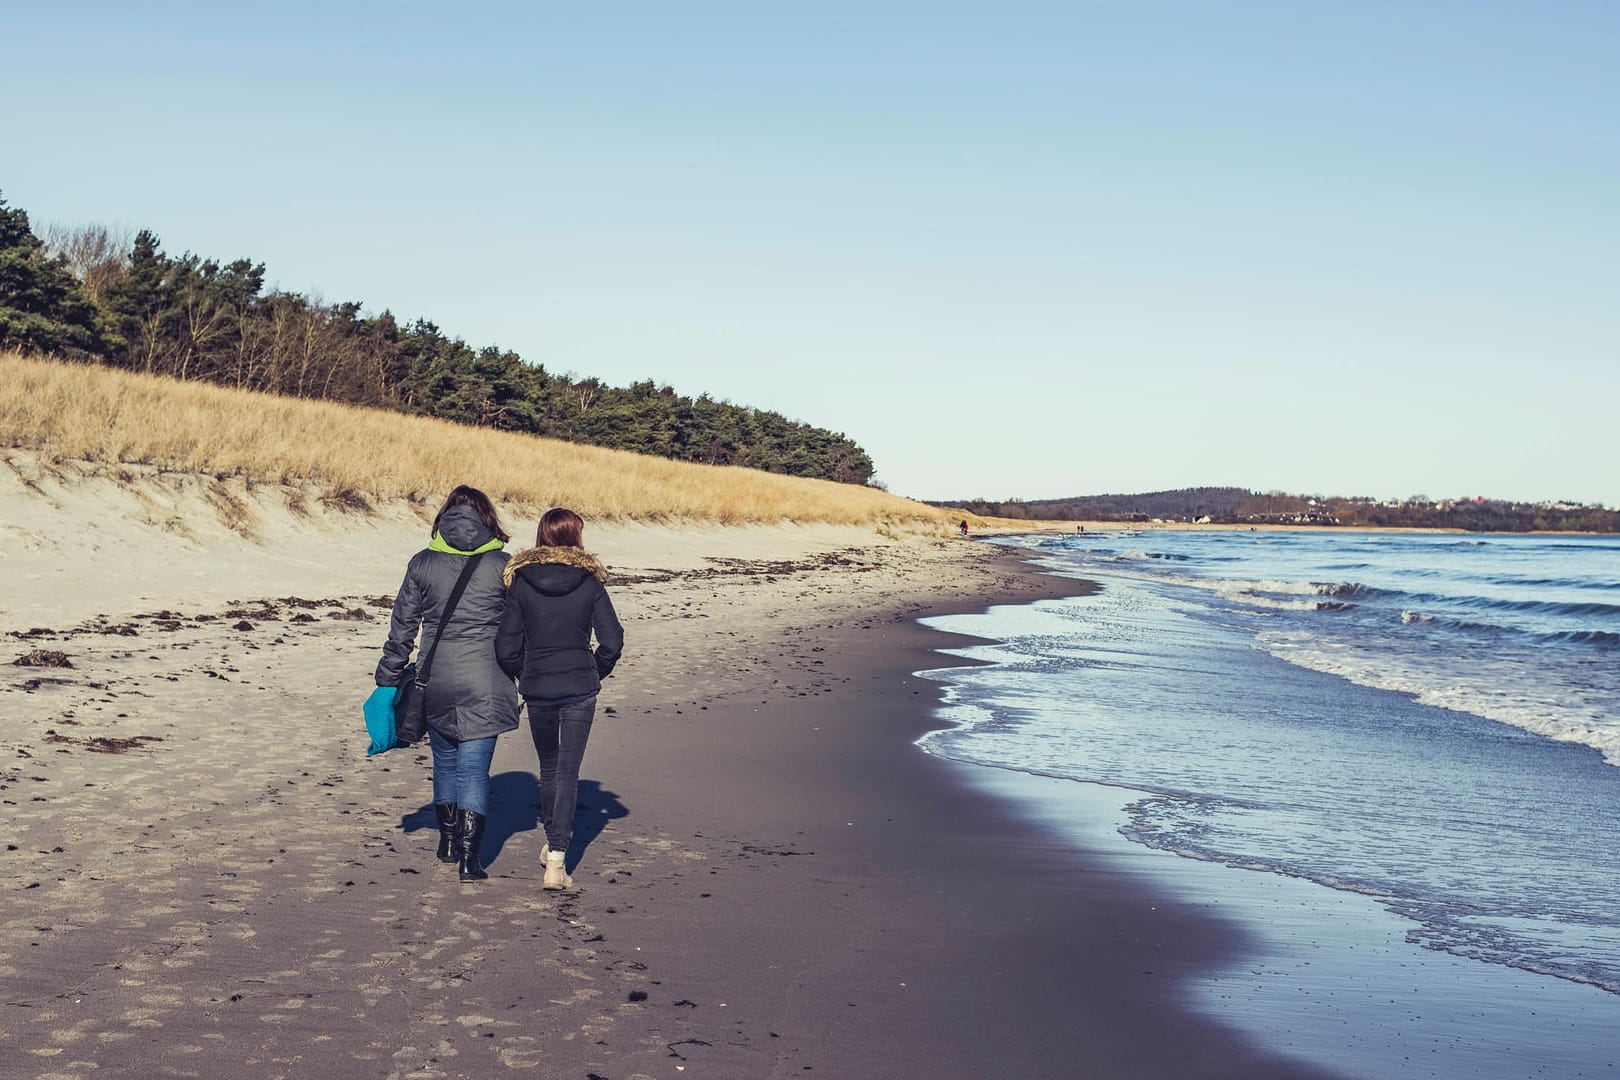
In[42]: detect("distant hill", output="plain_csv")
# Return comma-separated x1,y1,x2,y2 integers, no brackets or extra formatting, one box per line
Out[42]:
1028,487,1256,521
936,487,1258,522
932,487,1620,533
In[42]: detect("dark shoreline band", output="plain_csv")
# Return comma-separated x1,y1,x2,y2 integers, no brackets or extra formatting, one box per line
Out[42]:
600,546,1341,1079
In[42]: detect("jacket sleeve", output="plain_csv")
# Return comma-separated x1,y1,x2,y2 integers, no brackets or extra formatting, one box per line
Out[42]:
375,556,424,687
591,584,624,679
494,580,527,680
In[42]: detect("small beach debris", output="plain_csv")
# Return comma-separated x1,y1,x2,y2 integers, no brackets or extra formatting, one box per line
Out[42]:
13,649,72,669
20,676,74,692
232,621,255,631
667,1039,711,1059
43,731,163,754
627,990,649,1002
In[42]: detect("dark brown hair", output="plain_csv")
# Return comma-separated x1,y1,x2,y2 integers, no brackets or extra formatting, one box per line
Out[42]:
537,507,585,548
431,485,510,542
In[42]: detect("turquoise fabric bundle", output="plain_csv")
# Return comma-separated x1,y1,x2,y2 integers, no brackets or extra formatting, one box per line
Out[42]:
364,685,403,756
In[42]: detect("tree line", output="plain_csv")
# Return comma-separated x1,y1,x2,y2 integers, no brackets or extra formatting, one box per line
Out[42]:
935,487,1620,533
0,192,875,485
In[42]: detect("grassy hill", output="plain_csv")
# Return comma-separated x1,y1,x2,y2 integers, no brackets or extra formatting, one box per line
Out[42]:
1,351,960,528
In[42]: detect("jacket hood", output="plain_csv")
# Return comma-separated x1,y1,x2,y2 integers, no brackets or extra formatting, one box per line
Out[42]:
433,505,501,554
503,545,608,594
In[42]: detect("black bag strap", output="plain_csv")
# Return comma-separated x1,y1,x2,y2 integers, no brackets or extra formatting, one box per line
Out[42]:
416,551,486,686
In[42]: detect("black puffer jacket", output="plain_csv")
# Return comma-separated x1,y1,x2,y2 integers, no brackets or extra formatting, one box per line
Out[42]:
375,506,520,741
495,546,624,702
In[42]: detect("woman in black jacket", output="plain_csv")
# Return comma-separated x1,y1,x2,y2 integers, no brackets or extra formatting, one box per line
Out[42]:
377,486,519,881
496,507,624,890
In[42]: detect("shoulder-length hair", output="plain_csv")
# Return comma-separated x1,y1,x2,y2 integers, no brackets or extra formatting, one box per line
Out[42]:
537,507,585,548
431,485,510,542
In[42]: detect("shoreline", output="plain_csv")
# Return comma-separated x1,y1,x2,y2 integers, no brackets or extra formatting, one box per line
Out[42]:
921,546,1620,1079
535,546,1344,1078
0,528,1344,1078
976,521,1618,537
930,747,1620,1079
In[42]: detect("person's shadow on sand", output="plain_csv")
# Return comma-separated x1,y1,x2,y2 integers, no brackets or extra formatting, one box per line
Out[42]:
400,773,627,872
483,771,542,865
399,771,540,870
568,779,629,866
399,804,438,838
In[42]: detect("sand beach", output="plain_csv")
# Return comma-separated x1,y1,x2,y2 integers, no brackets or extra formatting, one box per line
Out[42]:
6,4,1619,1073
0,457,1346,1080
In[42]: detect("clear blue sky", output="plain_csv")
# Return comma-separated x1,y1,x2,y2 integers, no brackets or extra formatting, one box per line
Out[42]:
6,3,1617,504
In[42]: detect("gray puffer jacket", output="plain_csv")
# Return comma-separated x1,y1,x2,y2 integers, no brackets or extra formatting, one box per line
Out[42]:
375,505,520,742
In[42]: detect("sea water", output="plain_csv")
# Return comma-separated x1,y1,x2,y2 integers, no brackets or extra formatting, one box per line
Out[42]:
918,531,1620,1076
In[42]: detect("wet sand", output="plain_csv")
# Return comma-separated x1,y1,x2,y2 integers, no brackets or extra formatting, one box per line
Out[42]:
2,529,1338,1079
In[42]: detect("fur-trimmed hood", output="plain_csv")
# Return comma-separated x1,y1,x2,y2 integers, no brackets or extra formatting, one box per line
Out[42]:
502,545,608,588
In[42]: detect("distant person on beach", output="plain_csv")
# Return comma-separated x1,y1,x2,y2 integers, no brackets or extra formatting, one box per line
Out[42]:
376,485,518,882
960,519,969,537
496,508,624,891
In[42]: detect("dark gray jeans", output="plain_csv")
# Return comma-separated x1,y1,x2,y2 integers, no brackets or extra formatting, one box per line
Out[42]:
526,694,596,852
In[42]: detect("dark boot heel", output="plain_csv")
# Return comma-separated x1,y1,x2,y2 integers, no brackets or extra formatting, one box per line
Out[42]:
434,803,459,864
458,809,488,881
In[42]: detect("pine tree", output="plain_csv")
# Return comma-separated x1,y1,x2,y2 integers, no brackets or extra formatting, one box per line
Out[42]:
0,193,117,358
102,230,174,371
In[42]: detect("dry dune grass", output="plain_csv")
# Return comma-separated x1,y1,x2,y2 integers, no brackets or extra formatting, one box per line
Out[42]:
1,352,962,526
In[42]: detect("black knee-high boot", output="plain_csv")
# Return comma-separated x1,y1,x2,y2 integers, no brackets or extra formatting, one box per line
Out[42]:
434,803,458,864
458,808,488,881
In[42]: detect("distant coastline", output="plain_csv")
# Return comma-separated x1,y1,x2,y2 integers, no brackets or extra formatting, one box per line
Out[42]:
979,520,1613,538
943,486,1620,534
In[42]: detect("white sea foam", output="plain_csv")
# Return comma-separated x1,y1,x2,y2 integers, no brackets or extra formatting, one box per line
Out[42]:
1154,575,1365,611
1082,561,1364,609
1258,630,1620,767
1223,594,1329,612
1215,577,1339,596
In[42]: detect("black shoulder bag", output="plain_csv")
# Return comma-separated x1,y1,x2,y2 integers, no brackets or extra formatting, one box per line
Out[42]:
393,552,486,745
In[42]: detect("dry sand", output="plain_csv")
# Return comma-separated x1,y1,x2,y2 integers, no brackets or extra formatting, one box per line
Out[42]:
1,460,1330,1079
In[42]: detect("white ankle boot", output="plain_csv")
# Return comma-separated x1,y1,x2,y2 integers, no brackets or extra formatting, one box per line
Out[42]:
543,850,572,891
538,841,550,865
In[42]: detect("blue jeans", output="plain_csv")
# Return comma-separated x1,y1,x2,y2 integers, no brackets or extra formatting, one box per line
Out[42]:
527,695,596,851
428,728,497,816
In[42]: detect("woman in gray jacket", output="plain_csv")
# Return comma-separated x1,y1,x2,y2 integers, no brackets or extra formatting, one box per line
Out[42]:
376,485,519,881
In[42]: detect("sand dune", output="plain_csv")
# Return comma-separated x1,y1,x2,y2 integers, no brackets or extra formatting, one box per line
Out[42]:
0,451,922,633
